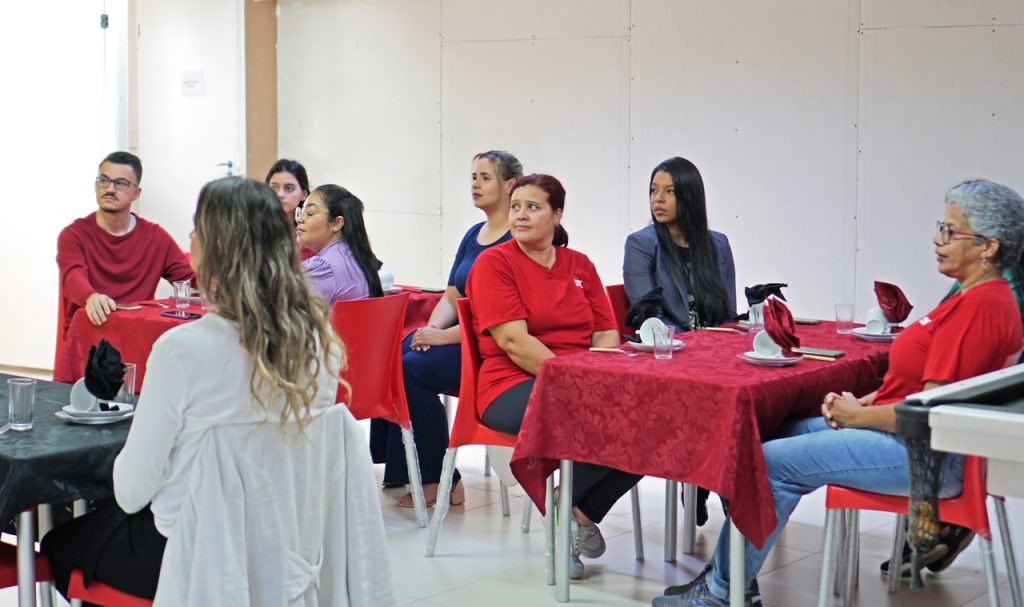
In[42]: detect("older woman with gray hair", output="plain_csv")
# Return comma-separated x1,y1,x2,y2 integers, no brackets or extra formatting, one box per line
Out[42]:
654,178,1024,607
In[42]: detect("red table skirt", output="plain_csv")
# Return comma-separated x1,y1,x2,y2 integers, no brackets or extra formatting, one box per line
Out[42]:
54,287,443,390
509,322,890,548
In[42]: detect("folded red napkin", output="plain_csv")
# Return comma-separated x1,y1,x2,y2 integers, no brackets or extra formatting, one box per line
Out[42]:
765,297,800,355
874,281,913,324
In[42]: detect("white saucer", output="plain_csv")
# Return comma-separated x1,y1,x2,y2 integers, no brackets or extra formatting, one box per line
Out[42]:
626,339,685,353
62,403,134,419
55,410,134,425
738,351,801,367
851,327,897,343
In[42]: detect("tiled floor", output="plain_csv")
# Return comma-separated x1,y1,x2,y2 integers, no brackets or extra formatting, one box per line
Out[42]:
0,419,1021,606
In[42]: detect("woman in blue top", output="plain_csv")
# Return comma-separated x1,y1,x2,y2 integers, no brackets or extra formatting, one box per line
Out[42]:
381,151,523,508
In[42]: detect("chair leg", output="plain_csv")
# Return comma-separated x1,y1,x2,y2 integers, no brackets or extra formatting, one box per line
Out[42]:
980,536,1002,607
682,482,697,555
71,499,87,607
37,504,55,607
484,450,491,477
556,460,573,602
631,485,644,561
834,510,848,597
500,481,511,517
817,509,840,607
545,475,556,586
664,480,678,562
888,514,907,593
424,448,458,557
521,497,532,533
995,499,1023,607
400,426,429,527
841,510,859,607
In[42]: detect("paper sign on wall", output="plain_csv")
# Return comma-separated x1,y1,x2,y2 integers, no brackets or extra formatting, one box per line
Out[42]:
181,70,205,97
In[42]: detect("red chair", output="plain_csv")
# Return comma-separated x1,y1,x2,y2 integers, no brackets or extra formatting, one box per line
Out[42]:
817,456,1019,606
67,569,152,607
329,292,428,527
605,283,636,340
0,542,54,599
54,284,69,371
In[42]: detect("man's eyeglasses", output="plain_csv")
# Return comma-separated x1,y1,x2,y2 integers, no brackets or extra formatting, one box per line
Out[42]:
936,220,990,245
95,175,138,192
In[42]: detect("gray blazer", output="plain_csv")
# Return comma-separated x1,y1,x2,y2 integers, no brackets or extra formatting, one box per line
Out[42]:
622,224,737,330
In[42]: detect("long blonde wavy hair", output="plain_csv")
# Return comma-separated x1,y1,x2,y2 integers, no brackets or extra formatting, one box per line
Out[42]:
192,177,345,428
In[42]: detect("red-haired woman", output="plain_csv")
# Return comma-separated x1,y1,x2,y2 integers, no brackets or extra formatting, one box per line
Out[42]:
466,174,642,580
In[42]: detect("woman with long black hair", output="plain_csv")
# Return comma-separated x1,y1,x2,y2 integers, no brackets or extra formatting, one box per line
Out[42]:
623,156,736,332
296,184,384,305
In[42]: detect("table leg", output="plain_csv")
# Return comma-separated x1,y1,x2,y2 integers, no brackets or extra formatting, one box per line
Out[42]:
17,509,36,607
545,475,555,586
664,480,678,562
556,459,573,603
682,482,697,554
730,519,744,607
71,500,87,607
36,505,55,607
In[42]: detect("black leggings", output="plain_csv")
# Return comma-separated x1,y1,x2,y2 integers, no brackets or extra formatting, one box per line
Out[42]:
482,379,643,524
40,504,165,601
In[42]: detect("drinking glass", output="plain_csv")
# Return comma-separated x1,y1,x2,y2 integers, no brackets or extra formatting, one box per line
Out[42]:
8,378,36,431
835,303,855,334
653,324,676,360
116,363,137,405
173,281,191,309
748,303,765,331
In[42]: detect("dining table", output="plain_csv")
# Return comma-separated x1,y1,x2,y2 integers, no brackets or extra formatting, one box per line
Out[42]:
53,286,444,389
0,373,132,606
508,321,892,604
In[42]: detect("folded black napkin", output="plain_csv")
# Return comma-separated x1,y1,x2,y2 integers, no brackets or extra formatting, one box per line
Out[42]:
624,287,664,332
744,283,788,306
84,339,126,401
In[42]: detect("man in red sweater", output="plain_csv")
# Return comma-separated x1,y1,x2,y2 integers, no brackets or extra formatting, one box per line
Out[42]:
56,151,194,334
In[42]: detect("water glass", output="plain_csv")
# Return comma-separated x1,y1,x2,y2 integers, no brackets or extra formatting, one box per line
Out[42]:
835,303,855,334
748,303,765,330
116,363,137,405
173,281,191,309
653,324,676,360
8,378,36,431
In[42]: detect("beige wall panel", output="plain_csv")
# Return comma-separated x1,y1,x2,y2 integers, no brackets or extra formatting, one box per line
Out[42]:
440,37,630,285
442,0,629,41
856,25,1024,319
277,0,442,215
862,0,1024,29
631,0,858,320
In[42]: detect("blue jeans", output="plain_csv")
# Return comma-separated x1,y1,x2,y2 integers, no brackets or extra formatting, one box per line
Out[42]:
706,416,965,600
371,334,461,485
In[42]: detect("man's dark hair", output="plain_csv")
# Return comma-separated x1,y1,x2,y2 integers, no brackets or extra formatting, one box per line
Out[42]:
99,151,143,184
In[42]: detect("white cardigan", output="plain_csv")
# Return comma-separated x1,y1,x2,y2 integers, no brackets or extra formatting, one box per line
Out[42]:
113,314,395,606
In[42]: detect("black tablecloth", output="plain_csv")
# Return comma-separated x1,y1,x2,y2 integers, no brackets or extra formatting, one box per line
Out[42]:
0,374,130,526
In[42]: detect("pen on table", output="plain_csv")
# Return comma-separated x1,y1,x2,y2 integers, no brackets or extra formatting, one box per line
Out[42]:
589,347,623,353
802,354,837,362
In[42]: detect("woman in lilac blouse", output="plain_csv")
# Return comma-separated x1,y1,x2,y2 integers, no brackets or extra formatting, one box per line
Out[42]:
296,184,383,305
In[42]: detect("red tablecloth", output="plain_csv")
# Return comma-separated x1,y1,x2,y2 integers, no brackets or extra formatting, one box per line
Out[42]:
510,322,891,548
54,287,444,390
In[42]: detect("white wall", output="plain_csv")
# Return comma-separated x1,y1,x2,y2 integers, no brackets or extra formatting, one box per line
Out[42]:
0,1,116,369
277,0,1024,324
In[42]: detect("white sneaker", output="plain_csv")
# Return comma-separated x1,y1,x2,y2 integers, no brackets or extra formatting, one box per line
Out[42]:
572,519,606,559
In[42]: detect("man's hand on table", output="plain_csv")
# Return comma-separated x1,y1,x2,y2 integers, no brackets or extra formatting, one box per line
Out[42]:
85,292,116,325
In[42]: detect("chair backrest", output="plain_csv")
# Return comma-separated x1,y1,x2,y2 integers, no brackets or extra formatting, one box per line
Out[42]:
449,298,517,449
54,283,69,371
605,284,635,342
328,292,411,427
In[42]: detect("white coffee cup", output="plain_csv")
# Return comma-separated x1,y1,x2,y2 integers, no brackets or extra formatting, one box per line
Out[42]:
639,317,666,345
69,378,99,413
752,330,783,358
378,267,395,292
864,306,890,335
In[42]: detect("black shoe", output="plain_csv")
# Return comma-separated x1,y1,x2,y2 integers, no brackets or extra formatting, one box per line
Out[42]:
926,524,976,573
880,540,947,577
680,486,711,527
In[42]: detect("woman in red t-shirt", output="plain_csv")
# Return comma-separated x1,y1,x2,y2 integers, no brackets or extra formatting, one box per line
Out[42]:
655,179,1024,607
466,174,641,580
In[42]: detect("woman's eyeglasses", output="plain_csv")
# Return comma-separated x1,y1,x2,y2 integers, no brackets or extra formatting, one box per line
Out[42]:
935,220,990,244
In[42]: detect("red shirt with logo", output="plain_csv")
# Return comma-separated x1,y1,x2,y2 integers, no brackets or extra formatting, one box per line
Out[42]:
466,240,616,415
874,279,1022,405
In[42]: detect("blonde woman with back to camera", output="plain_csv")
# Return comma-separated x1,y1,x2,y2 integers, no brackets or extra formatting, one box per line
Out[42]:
42,177,395,606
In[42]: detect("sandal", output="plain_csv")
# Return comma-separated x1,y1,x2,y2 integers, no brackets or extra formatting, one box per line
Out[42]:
397,480,465,508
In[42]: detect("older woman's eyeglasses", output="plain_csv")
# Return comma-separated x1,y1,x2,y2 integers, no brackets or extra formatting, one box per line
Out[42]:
936,221,989,244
